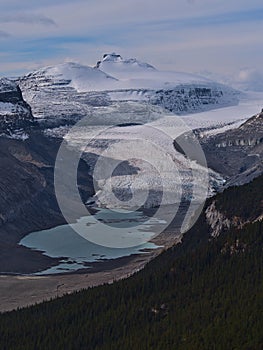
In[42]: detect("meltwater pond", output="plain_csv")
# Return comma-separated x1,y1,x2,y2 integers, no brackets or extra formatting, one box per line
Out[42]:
20,209,165,275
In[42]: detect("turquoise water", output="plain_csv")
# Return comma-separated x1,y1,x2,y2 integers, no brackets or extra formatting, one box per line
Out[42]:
20,209,164,275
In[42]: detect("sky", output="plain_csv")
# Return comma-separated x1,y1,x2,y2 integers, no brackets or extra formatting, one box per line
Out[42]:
0,0,263,89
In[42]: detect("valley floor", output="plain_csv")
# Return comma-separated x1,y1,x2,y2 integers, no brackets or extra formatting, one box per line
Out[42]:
0,217,183,312
0,253,149,313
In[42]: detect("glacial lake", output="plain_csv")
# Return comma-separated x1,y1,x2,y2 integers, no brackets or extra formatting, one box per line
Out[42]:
20,209,165,275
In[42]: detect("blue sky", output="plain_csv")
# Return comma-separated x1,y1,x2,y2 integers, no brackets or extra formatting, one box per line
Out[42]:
0,0,263,88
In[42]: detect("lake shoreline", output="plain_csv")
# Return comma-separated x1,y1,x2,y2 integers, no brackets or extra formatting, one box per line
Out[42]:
0,203,187,312
0,243,169,313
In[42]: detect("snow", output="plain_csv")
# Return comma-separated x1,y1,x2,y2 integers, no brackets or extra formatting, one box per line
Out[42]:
0,102,14,115
200,119,246,137
179,92,263,130
0,78,17,93
6,53,261,234
49,88,263,211
25,62,118,93
17,53,243,128
98,53,156,77
6,131,29,140
20,54,233,93
26,54,262,212
16,54,263,208
95,53,230,92
99,62,213,90
0,101,30,118
55,103,221,210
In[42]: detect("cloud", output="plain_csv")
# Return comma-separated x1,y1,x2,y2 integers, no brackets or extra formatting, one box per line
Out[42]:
0,13,56,26
234,68,263,92
1,0,263,78
0,30,10,38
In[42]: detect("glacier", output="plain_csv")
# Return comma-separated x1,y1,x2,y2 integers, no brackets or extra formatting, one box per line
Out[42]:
14,53,263,212
18,53,240,126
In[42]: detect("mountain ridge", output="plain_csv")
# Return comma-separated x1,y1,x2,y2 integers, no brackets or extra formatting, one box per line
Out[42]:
17,53,240,125
201,109,263,185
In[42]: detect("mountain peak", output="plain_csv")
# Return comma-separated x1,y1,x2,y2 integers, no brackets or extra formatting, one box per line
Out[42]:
102,53,123,62
96,53,156,73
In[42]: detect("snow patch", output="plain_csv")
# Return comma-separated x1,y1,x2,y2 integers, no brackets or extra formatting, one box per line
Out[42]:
0,102,15,115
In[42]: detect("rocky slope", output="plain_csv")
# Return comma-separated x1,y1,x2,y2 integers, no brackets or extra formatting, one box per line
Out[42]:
0,132,94,273
205,173,263,237
0,78,34,136
201,109,263,185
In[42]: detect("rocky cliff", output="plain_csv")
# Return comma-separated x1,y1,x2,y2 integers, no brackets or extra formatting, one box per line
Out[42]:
205,174,263,237
201,110,263,185
0,78,34,135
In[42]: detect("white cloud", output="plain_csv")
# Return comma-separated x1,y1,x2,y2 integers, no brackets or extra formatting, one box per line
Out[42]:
234,68,263,92
0,13,56,26
1,0,263,78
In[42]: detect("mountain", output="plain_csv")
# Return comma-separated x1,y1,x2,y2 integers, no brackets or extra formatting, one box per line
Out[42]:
95,52,157,76
0,54,262,349
201,109,263,185
0,78,34,136
15,54,242,209
18,53,239,126
0,54,248,275
0,173,261,349
15,54,244,211
0,131,94,274
0,54,260,272
17,62,114,126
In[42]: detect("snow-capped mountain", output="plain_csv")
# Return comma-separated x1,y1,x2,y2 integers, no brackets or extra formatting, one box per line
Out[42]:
14,53,244,210
95,52,157,78
18,53,240,126
25,61,118,92
15,53,253,210
0,78,34,136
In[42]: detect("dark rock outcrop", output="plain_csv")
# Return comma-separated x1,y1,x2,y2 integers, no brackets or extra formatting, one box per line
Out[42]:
201,110,263,185
0,78,34,134
150,84,239,114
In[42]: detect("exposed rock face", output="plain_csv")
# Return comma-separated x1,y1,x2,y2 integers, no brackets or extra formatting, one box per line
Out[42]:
205,197,262,238
0,78,34,134
150,85,238,115
201,110,263,185
96,52,156,71
205,201,232,237
18,66,111,127
214,112,263,148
